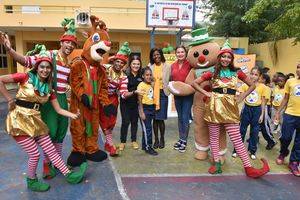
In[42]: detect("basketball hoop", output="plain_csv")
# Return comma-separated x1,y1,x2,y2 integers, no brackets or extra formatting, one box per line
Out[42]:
165,17,178,34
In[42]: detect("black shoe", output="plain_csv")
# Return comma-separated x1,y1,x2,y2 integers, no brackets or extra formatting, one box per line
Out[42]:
178,141,187,153
153,140,159,149
173,140,182,150
67,152,86,167
159,138,165,149
145,147,158,156
266,142,277,150
86,150,108,162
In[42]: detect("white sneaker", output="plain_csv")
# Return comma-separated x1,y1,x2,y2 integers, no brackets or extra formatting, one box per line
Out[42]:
232,153,237,158
250,154,256,160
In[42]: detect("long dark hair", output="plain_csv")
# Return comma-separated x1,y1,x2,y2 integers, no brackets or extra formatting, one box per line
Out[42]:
149,48,166,65
213,53,236,79
127,54,142,77
30,60,53,85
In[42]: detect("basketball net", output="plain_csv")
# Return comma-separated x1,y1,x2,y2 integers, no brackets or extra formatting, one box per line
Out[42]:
166,18,178,34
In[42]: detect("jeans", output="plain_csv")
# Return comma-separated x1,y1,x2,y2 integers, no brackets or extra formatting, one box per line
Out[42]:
120,101,138,143
280,113,300,162
140,104,155,150
260,105,275,145
174,95,193,141
240,104,261,154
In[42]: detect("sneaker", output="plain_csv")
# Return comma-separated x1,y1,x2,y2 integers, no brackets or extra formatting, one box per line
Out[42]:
250,154,257,160
266,142,277,150
288,162,300,177
232,153,237,158
178,141,187,153
173,140,182,150
145,147,158,156
131,141,139,150
119,143,125,151
276,154,287,165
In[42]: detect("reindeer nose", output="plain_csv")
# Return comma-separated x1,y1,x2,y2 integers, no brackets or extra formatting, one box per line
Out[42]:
104,41,111,47
198,55,206,63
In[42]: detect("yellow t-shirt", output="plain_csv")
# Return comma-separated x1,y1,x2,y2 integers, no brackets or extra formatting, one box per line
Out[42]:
137,82,154,105
272,86,285,107
265,85,272,105
153,64,163,89
284,78,300,116
239,83,266,106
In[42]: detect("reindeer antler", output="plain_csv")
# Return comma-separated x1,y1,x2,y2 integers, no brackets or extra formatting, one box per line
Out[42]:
90,15,107,31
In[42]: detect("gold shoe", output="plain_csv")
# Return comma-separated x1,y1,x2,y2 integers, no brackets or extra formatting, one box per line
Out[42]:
131,142,139,150
119,143,125,151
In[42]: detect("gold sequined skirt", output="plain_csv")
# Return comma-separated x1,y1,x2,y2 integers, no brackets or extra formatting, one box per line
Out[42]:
204,92,240,123
6,105,49,137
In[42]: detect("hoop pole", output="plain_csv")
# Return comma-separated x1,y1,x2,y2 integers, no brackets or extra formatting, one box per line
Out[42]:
176,28,184,46
150,27,156,49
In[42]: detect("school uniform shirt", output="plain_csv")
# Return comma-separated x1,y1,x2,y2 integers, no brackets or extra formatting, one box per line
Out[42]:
272,86,285,107
264,85,272,106
137,82,154,105
284,78,300,116
239,83,267,106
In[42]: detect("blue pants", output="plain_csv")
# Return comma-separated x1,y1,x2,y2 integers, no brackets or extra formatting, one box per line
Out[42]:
140,105,155,150
260,105,275,145
240,104,261,154
280,113,300,162
174,94,193,141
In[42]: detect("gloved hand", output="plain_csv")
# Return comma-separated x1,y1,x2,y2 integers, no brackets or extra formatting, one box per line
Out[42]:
81,94,91,109
103,104,117,117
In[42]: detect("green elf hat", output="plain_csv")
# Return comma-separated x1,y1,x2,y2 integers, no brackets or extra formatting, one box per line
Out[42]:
218,39,234,57
26,44,52,68
60,18,77,44
189,28,213,46
111,42,131,63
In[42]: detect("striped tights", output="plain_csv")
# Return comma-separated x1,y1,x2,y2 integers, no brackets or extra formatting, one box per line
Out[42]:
208,123,251,168
43,142,63,163
14,135,70,179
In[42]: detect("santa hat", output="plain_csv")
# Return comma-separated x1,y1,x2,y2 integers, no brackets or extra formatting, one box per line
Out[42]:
26,44,52,68
109,42,131,63
60,18,77,44
218,39,234,57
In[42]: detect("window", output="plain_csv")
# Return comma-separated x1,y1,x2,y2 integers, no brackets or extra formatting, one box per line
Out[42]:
0,45,8,68
5,5,13,13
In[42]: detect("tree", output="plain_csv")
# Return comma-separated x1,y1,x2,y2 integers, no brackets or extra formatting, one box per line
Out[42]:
204,0,283,43
243,0,300,44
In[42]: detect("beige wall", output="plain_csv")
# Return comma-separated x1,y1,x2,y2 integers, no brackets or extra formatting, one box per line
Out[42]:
249,38,300,75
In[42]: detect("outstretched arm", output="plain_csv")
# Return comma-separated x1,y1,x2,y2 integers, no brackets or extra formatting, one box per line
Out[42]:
50,97,79,119
0,31,26,66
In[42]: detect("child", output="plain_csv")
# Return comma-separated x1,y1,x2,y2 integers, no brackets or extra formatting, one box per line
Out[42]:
137,67,158,156
233,67,266,160
259,73,276,150
192,40,269,178
0,47,87,192
275,63,300,176
271,73,287,135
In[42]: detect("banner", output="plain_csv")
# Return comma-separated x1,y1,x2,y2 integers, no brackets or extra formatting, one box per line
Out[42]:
234,54,256,75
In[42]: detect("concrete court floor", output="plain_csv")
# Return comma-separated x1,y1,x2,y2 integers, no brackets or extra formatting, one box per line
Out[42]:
0,90,300,200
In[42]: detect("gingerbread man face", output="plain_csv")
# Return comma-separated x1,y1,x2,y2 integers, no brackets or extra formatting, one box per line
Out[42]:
187,42,220,69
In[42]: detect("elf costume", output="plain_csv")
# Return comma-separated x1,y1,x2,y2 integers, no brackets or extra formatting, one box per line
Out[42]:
5,46,87,192
99,42,131,156
67,15,116,167
24,18,78,178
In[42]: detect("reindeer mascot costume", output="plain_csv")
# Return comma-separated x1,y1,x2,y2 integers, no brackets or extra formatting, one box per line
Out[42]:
67,16,116,167
169,28,227,162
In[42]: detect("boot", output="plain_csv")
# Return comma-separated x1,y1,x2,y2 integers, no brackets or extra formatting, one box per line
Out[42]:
67,151,86,167
86,150,107,162
65,162,88,184
153,139,159,149
208,161,222,174
26,177,50,192
43,162,57,180
244,158,270,178
158,136,165,149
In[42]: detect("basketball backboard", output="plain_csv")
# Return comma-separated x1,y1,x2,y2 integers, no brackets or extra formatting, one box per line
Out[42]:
146,0,196,28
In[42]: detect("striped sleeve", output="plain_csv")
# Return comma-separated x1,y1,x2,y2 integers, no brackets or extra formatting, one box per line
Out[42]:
119,77,129,99
24,55,38,68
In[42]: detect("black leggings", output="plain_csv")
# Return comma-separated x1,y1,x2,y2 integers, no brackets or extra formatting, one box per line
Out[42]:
153,119,165,141
120,103,138,143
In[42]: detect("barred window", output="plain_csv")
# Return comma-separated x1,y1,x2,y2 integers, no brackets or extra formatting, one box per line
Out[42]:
0,45,8,68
